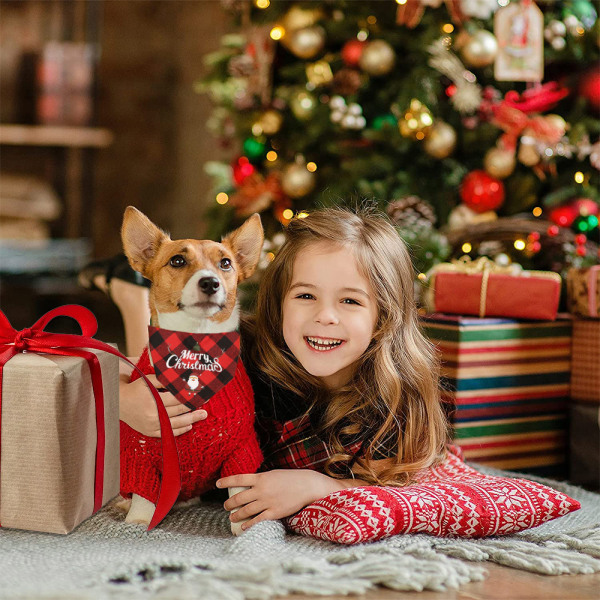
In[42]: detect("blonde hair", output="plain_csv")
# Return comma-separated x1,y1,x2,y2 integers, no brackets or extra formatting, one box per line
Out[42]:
249,206,448,486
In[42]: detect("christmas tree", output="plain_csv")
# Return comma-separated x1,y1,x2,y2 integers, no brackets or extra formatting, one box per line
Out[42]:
197,0,599,282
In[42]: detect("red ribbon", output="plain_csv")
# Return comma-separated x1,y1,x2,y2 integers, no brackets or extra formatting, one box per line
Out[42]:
0,305,181,531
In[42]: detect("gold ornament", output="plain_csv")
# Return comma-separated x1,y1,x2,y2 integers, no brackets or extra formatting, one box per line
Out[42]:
306,60,333,87
289,90,317,120
283,25,325,59
281,163,316,198
518,128,541,166
255,109,283,136
460,30,498,68
399,99,434,139
281,6,322,33
423,120,457,159
484,147,516,179
359,40,395,76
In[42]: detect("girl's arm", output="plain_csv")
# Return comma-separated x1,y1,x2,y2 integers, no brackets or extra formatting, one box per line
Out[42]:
218,459,395,531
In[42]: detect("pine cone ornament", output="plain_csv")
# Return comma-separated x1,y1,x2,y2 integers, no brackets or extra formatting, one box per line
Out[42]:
387,196,437,229
331,68,363,96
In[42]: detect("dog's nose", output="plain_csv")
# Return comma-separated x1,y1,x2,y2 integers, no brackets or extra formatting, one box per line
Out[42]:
198,276,220,296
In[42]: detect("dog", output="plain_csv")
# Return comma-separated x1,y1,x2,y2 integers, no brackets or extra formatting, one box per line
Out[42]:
118,206,264,534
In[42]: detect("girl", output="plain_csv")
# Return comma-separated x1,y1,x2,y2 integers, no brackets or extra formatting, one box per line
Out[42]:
218,206,448,530
115,206,448,530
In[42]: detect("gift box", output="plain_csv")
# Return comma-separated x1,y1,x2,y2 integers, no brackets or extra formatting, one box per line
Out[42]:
422,314,572,477
0,349,119,533
571,318,600,404
423,258,561,321
0,305,183,533
567,266,600,318
569,402,600,490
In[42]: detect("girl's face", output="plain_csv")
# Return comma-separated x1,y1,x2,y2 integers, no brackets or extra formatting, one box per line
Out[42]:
282,242,377,390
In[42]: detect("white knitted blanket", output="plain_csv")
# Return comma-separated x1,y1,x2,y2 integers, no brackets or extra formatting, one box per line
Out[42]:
1,471,599,600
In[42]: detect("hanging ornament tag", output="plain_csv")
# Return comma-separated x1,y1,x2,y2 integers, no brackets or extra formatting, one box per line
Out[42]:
494,0,544,82
149,326,240,410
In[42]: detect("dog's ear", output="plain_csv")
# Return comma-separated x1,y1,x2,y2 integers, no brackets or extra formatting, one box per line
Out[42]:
222,213,264,282
121,206,169,277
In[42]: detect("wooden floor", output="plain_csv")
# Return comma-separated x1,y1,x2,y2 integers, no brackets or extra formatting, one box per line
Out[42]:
286,564,600,600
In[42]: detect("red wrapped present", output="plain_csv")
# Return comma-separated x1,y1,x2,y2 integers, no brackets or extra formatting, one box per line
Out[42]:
0,305,181,533
423,257,561,320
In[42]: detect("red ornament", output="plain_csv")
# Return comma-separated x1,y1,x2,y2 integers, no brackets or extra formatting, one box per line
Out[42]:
575,233,587,245
232,156,256,185
341,40,366,67
548,204,579,227
576,245,587,257
580,69,600,110
459,170,505,213
572,197,599,217
446,84,457,97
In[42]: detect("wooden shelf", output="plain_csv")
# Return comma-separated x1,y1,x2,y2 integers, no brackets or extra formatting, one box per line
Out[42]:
0,124,113,148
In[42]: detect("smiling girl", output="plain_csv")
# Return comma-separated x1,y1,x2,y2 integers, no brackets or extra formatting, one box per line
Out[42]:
218,206,449,530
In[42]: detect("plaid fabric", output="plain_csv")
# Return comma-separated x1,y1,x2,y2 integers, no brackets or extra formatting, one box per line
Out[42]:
149,326,240,410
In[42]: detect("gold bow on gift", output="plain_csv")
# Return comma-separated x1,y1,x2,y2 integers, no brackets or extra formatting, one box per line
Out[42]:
422,256,559,318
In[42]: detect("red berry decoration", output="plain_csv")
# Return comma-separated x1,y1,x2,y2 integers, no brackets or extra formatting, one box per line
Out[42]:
547,225,560,236
548,204,579,227
341,40,366,67
576,245,587,257
232,156,256,185
575,233,588,245
460,170,505,213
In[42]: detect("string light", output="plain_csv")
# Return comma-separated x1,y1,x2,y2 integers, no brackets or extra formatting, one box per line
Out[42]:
417,273,427,282
266,151,278,161
282,209,294,220
255,0,270,8
357,29,369,41
514,239,526,251
574,171,584,184
306,162,317,172
532,206,543,217
266,252,275,261
367,15,377,24
270,26,284,41
442,23,454,34
396,0,407,4
461,242,472,253
216,192,229,205
297,212,310,219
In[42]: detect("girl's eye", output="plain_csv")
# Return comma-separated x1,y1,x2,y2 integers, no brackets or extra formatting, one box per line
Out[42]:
342,298,361,305
219,258,232,271
295,293,314,300
169,255,187,268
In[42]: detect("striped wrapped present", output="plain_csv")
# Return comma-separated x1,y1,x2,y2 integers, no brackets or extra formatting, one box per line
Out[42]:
421,314,572,477
571,319,600,404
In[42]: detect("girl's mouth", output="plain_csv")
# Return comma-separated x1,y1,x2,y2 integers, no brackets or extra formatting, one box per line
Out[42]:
305,336,344,352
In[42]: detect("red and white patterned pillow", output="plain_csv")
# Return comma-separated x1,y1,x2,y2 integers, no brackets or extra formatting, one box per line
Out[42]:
285,450,580,544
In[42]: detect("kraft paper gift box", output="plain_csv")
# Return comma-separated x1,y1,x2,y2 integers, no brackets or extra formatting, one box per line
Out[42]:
569,402,600,490
423,257,561,321
421,314,572,477
571,318,600,404
0,348,120,534
567,266,600,318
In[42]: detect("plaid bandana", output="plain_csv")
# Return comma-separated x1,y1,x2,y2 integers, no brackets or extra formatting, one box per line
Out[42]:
148,326,240,409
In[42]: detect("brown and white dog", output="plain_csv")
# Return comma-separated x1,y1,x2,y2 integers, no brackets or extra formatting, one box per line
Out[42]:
119,207,264,533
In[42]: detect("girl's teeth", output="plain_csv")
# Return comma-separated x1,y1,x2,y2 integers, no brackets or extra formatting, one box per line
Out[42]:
306,337,343,351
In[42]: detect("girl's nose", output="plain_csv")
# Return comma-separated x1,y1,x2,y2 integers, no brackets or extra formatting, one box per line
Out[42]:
314,305,339,325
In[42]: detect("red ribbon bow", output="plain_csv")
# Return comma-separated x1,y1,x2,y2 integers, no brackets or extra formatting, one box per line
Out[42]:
0,305,181,531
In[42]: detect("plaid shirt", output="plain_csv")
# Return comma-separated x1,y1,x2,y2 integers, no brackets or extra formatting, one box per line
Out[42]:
248,367,365,475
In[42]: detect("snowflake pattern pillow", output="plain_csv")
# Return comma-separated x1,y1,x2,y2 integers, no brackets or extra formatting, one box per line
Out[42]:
285,451,580,544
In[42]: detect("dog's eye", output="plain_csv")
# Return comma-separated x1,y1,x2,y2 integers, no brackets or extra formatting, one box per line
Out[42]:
169,255,187,268
219,258,232,271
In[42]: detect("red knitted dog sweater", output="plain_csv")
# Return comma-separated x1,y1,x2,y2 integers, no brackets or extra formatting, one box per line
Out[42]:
121,348,263,504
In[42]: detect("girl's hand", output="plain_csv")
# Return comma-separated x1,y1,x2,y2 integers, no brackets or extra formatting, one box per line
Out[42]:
217,469,344,530
119,373,207,437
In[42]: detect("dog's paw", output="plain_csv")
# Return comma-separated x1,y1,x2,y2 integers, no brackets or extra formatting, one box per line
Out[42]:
230,521,245,536
115,496,132,513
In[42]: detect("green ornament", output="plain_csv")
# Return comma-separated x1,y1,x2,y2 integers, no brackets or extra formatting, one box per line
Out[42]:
372,114,397,130
573,214,600,242
242,137,266,161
